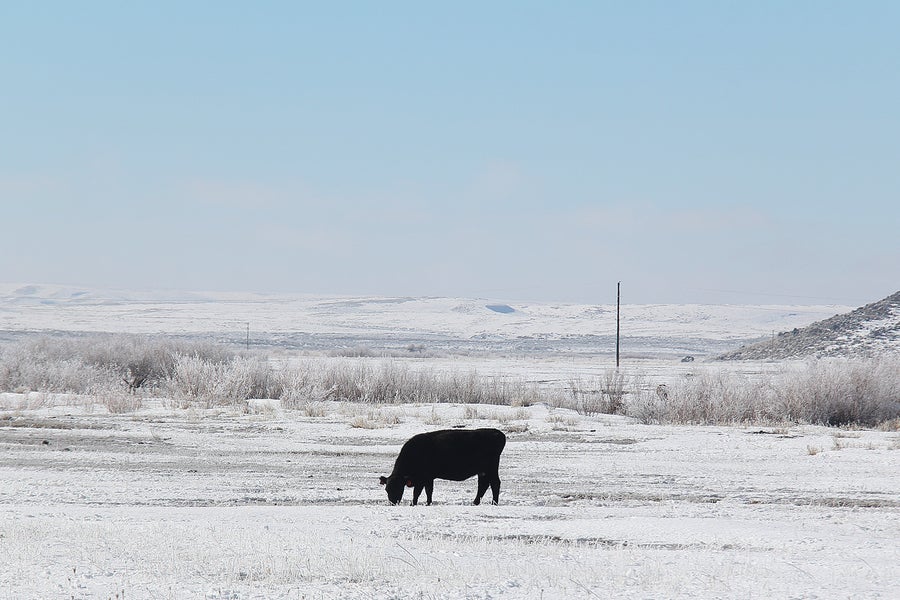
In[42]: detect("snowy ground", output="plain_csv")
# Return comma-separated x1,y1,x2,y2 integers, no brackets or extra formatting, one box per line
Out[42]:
2,397,898,599
1,286,894,598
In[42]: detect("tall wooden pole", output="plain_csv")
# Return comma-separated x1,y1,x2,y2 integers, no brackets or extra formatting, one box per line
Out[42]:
616,282,621,368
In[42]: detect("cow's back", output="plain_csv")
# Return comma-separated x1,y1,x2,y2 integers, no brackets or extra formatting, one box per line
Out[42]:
397,428,505,481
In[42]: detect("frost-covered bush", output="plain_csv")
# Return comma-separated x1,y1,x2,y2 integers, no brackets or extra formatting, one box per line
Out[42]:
568,370,628,416
98,391,144,414
0,338,110,393
771,357,900,426
660,370,764,425
310,360,544,406
0,334,235,395
625,357,900,427
3,333,898,427
82,335,233,391
165,355,277,408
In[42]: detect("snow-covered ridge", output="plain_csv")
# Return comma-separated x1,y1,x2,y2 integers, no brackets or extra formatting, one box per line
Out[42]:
0,284,848,357
719,290,900,359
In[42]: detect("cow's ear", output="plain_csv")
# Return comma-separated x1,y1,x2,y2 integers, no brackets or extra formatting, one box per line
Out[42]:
405,479,414,488
379,476,388,486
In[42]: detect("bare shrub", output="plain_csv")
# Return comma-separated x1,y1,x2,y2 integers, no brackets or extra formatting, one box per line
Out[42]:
569,370,628,416
625,383,666,425
463,406,529,423
878,418,900,432
0,334,235,396
503,422,529,434
624,357,900,428
423,406,445,426
245,398,282,415
0,338,108,394
661,370,764,425
772,358,900,427
328,346,379,358
5,333,897,428
274,361,338,408
0,336,550,411
295,401,329,418
548,413,581,430
346,406,401,429
307,360,543,407
349,415,379,429
165,354,276,408
101,392,143,414
377,409,402,426
2,391,52,411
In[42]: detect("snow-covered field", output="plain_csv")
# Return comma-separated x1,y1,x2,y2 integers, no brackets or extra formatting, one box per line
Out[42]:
0,283,849,359
1,398,898,599
2,285,897,598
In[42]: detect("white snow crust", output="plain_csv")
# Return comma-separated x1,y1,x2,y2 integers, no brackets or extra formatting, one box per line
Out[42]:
1,400,898,599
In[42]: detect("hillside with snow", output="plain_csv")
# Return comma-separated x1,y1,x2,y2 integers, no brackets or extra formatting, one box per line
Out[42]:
0,283,848,358
718,291,900,360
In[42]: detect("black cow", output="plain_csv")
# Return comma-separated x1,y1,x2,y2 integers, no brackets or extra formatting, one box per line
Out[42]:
379,428,506,506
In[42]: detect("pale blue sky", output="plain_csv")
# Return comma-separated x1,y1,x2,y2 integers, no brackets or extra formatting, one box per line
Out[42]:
2,2,898,304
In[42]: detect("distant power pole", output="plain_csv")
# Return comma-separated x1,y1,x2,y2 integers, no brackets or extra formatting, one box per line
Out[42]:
616,282,621,368
246,322,250,351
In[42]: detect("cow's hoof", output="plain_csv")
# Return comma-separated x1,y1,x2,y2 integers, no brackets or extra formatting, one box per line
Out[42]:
472,499,481,506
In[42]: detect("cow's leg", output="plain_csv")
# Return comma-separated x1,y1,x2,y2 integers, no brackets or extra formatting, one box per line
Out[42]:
425,480,434,505
473,473,490,505
490,474,501,505
412,483,424,506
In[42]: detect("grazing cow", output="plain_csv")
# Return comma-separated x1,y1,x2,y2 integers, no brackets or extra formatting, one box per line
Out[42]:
379,428,506,506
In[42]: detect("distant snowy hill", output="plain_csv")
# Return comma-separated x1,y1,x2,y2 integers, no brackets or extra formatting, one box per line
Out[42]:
718,291,900,360
0,283,849,358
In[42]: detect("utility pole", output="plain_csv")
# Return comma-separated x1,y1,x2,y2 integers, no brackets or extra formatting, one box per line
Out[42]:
246,322,250,351
616,282,621,368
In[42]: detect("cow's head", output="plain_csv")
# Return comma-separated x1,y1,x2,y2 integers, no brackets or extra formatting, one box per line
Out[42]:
379,474,410,505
